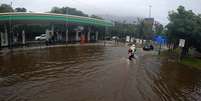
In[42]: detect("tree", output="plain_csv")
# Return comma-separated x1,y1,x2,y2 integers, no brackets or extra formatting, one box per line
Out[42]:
90,15,103,20
15,7,27,12
192,14,201,52
50,7,62,14
0,4,14,13
166,5,201,54
110,21,142,39
50,6,88,17
154,21,164,35
109,17,158,41
135,18,144,38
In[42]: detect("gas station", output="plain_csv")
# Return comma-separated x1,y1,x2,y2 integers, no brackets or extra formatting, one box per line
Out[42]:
0,12,113,48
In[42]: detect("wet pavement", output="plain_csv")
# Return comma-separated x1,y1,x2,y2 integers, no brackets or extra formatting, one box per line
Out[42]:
0,45,201,101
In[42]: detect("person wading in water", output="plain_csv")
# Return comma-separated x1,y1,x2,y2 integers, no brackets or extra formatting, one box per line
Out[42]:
128,44,136,60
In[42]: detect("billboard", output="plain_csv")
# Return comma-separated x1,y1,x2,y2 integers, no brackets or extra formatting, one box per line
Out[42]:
143,18,154,39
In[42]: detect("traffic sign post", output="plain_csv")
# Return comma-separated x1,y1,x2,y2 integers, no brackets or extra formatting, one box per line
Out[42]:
178,39,185,62
154,35,166,55
158,40,162,55
179,39,185,47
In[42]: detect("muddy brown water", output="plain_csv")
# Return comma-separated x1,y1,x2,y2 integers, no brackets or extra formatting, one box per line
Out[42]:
0,45,201,101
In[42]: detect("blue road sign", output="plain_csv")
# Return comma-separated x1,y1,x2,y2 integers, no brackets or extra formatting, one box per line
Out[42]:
154,35,167,45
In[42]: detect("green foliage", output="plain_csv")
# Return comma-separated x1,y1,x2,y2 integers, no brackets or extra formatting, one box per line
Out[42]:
154,22,163,35
181,57,201,69
166,5,201,53
50,6,88,17
0,3,28,13
109,17,163,40
0,4,14,13
109,21,137,39
135,18,144,38
15,7,27,12
161,50,201,70
90,15,103,20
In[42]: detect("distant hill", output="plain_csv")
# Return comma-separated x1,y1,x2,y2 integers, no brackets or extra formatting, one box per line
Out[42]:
97,14,140,24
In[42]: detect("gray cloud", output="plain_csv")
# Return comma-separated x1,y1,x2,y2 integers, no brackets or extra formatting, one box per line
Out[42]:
1,0,201,25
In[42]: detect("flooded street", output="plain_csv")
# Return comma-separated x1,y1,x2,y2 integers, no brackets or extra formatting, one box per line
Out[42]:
0,45,201,101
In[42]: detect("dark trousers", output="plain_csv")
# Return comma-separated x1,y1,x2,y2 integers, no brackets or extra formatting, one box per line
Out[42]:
129,53,134,60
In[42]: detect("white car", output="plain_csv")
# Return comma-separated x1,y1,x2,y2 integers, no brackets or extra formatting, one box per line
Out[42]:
35,34,48,40
112,36,119,40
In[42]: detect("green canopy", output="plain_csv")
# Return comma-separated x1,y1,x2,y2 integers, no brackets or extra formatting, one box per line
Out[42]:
0,12,113,27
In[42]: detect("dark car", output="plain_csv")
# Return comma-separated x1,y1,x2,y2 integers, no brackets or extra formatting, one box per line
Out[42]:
143,45,154,51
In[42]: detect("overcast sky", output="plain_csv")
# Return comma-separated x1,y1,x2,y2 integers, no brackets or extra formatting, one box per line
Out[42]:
1,0,201,25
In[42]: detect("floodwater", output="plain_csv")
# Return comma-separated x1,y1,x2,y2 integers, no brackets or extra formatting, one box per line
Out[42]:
0,45,201,101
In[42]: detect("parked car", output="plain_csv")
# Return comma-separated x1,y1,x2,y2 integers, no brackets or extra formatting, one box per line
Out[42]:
112,36,119,40
35,34,48,40
143,45,154,51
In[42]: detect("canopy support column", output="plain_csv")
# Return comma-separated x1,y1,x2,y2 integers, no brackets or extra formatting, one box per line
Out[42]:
22,30,25,45
76,31,79,41
95,31,98,41
1,25,8,47
66,29,68,43
87,28,91,42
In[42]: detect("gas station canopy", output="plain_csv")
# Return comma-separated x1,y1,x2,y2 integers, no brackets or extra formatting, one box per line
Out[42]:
0,12,113,27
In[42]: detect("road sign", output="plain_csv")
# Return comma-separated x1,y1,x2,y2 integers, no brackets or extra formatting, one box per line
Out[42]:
179,39,185,47
154,35,167,45
126,36,130,42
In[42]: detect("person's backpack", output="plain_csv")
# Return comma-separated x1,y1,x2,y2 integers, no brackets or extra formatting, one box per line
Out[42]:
134,48,137,53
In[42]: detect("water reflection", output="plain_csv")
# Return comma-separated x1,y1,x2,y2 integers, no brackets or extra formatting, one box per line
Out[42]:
151,60,201,101
0,46,105,77
142,55,201,101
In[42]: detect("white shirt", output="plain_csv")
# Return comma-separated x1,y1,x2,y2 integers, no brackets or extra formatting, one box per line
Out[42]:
130,46,136,54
